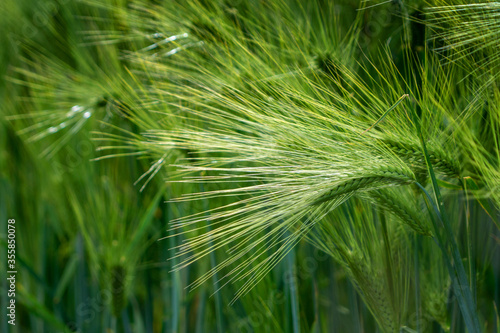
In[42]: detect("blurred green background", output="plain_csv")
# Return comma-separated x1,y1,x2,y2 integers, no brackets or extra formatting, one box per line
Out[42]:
1,0,499,332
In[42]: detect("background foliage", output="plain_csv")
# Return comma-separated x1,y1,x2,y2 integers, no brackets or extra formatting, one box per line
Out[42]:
1,0,499,332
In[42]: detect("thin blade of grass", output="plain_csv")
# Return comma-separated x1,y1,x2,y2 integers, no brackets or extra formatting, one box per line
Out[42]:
464,177,500,228
53,253,79,304
362,94,409,134
17,286,72,333
412,102,481,332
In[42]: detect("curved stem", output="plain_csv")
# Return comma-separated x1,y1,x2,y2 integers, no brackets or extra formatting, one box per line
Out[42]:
412,101,480,332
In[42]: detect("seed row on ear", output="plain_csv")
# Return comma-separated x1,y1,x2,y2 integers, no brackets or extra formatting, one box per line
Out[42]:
428,154,461,178
384,139,461,179
313,166,415,205
346,252,398,333
369,189,432,236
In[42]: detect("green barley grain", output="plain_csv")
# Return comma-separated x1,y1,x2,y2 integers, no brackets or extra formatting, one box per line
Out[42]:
314,166,415,205
369,189,432,236
383,139,461,179
346,250,398,333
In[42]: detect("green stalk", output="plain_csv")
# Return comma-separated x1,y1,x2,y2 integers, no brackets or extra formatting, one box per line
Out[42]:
200,182,224,333
195,291,207,333
412,102,480,332
414,235,420,333
166,189,180,333
463,179,477,306
379,212,395,314
286,246,300,333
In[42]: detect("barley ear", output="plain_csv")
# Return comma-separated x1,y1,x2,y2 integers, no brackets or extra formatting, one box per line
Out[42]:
383,139,461,180
345,250,398,333
313,166,415,205
368,189,432,236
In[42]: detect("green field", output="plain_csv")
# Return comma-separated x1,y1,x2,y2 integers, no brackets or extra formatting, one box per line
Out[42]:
1,0,499,332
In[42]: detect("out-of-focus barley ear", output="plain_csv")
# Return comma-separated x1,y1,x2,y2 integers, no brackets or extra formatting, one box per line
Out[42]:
345,250,398,333
420,238,452,331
